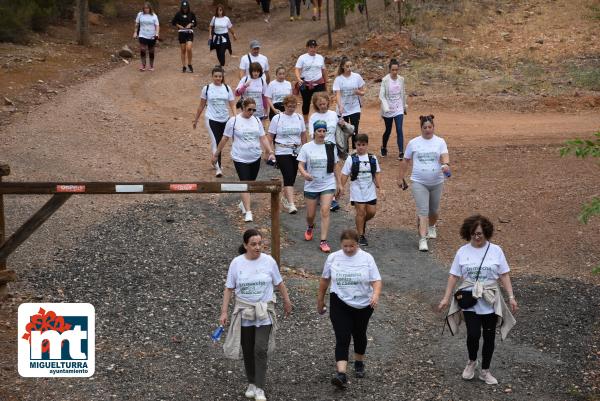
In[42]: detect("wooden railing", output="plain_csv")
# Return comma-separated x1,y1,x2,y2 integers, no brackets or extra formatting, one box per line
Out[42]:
0,163,282,296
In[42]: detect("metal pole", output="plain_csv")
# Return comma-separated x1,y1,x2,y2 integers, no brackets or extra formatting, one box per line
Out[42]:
270,179,281,267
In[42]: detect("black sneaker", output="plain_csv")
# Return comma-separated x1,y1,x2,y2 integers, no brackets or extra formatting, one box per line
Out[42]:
398,151,404,160
330,199,340,212
354,361,365,378
358,235,368,247
182,66,187,73
331,372,347,388
188,64,194,73
381,147,388,157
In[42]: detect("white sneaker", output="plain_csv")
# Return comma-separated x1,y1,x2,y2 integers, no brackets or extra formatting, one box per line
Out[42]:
215,165,223,177
281,196,290,210
288,203,298,214
462,360,476,380
244,211,253,222
244,383,256,398
479,369,498,385
239,201,246,214
418,237,429,252
427,225,437,239
254,388,266,401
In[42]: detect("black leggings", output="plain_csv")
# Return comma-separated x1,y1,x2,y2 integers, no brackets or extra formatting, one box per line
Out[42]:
260,0,271,13
300,83,326,116
269,102,285,120
241,325,272,388
208,119,226,167
463,312,498,369
234,158,261,181
275,154,298,186
215,43,228,67
343,112,360,149
329,292,374,361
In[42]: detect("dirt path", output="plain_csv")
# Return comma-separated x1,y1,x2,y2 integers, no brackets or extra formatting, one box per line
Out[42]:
0,3,599,400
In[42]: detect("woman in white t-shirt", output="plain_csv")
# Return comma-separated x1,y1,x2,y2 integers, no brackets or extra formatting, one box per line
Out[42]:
213,98,276,223
438,215,518,385
333,56,365,150
297,120,342,253
379,58,407,159
294,39,327,122
209,5,237,67
133,2,160,71
236,62,268,120
397,114,450,252
265,66,292,120
268,95,306,214
193,66,236,177
220,228,292,401
317,229,382,388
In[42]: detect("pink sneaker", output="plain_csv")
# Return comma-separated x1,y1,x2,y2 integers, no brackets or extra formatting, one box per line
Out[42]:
148,66,154,72
139,65,145,71
479,369,498,385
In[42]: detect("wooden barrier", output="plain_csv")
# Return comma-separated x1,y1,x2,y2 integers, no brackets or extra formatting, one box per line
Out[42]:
0,165,282,295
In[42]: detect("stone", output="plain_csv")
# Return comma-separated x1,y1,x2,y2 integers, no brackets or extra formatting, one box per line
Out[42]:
118,45,134,59
88,12,103,26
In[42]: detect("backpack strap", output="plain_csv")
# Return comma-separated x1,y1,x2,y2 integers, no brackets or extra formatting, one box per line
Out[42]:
325,143,335,174
350,154,360,181
368,153,377,177
204,84,209,100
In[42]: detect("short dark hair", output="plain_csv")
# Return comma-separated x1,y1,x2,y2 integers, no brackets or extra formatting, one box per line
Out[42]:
460,214,494,241
355,133,369,144
340,229,360,243
249,62,263,77
419,114,435,127
388,58,400,70
238,228,262,254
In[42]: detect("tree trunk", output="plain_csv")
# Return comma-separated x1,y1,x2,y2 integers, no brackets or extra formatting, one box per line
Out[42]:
334,0,345,29
213,0,229,8
76,0,90,46
326,0,332,49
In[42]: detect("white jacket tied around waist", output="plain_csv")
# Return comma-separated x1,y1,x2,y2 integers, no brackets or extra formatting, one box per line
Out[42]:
446,280,516,340
223,296,278,359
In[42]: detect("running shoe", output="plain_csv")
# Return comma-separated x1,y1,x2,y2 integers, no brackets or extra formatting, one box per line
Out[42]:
296,15,302,20
304,225,314,241
354,361,365,378
254,388,267,401
139,64,146,71
330,200,340,212
215,165,223,177
239,201,247,214
312,15,317,21
244,383,256,398
182,66,187,73
244,211,253,222
281,196,291,211
148,66,154,72
288,204,298,214
331,372,347,388
479,369,498,385
427,225,437,239
289,16,294,21
462,360,476,380
398,151,404,160
380,147,388,157
188,64,193,73
358,235,368,247
418,237,429,252
320,240,331,253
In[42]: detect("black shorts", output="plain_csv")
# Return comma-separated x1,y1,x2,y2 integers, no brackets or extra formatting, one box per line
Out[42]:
275,154,298,186
178,31,194,44
233,158,261,181
138,37,157,47
351,199,377,206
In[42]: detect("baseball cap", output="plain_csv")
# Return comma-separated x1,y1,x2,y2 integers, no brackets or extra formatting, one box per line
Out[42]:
249,40,261,49
306,39,318,47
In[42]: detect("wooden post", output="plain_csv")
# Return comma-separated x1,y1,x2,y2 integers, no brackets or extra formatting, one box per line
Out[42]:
326,0,332,49
76,0,90,46
0,163,10,297
270,178,281,267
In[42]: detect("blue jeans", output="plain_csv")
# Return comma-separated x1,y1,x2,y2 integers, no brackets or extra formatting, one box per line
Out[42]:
382,114,404,153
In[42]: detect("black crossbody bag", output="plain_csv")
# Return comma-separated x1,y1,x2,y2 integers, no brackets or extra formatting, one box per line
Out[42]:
454,243,490,309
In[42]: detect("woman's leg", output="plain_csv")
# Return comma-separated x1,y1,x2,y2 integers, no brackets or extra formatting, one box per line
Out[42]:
329,293,352,372
139,43,148,67
253,325,272,389
462,311,482,363
343,112,360,148
394,113,405,156
381,116,393,150
365,203,376,229
355,203,367,235
240,326,256,384
428,182,444,229
480,314,498,369
186,41,193,66
289,0,295,17
305,198,317,227
148,42,156,68
411,182,430,238
294,0,302,15
179,43,186,67
208,120,226,167
300,87,312,122
216,44,227,67
351,305,374,358
319,192,334,241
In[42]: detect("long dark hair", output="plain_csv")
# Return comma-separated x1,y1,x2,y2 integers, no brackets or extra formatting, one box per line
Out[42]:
212,65,226,85
142,1,155,15
337,56,350,76
238,229,262,254
214,3,226,17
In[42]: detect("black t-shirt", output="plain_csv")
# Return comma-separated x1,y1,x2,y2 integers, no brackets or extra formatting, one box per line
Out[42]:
171,12,197,29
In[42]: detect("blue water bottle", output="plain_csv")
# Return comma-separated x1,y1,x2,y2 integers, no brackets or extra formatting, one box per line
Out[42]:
211,325,224,343
443,165,451,178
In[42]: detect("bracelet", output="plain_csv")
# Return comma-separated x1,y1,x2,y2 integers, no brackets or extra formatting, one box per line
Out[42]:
508,295,515,299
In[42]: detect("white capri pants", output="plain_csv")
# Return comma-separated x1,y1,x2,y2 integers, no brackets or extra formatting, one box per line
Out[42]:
411,181,444,216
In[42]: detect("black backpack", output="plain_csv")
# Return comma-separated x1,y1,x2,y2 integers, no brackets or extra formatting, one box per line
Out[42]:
350,153,377,181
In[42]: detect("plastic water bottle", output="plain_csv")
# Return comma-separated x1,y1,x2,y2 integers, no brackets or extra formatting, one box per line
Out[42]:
443,168,452,178
211,325,224,343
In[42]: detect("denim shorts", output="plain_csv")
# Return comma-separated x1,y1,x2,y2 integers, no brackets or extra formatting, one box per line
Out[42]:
304,188,335,200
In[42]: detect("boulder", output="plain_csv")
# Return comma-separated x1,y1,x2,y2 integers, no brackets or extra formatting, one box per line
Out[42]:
118,45,134,59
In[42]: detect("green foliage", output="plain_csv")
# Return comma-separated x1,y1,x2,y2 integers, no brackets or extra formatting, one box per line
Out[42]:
569,66,600,91
0,0,73,41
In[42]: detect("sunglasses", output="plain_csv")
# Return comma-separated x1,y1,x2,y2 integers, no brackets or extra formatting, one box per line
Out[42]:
246,108,257,112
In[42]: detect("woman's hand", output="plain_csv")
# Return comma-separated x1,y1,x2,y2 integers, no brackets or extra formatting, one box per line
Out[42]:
437,296,450,312
317,299,326,315
369,293,379,308
338,117,346,126
441,164,450,174
133,32,137,39
219,311,228,327
378,188,385,201
232,33,237,40
192,120,198,129
283,300,293,317
336,185,344,198
509,297,518,313
244,80,251,88
211,153,219,165
303,173,313,181
396,178,408,190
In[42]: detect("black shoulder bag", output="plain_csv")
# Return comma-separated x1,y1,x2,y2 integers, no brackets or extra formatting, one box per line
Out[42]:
454,243,490,309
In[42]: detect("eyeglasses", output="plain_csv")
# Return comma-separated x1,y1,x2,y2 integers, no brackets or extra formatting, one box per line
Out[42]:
285,104,297,107
472,232,484,238
246,108,256,112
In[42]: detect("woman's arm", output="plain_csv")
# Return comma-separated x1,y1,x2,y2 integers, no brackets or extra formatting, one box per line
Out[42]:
440,153,450,174
335,89,343,116
300,130,307,145
437,274,460,312
334,161,343,197
378,80,389,112
317,277,331,313
397,158,410,188
321,67,328,87
212,136,230,164
355,84,366,97
259,135,275,161
276,282,293,316
228,100,236,117
498,273,518,313
192,98,207,129
298,161,312,181
370,280,382,308
219,287,233,326
295,67,303,83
